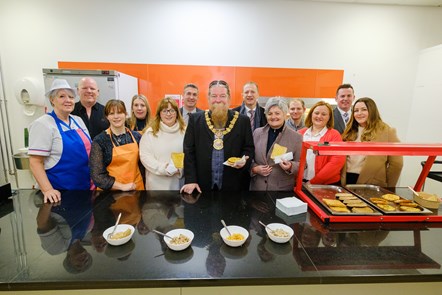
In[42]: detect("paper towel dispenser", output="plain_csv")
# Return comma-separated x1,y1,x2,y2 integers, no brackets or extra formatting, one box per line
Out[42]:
14,77,45,116
14,77,45,106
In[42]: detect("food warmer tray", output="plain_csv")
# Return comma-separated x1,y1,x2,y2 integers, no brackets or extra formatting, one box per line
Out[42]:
345,184,432,215
304,184,382,216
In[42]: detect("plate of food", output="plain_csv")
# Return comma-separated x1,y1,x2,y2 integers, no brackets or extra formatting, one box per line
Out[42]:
223,156,246,167
345,184,432,214
305,184,381,215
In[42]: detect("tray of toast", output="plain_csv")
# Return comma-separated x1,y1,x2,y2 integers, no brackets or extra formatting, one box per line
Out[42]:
304,184,382,215
345,184,432,215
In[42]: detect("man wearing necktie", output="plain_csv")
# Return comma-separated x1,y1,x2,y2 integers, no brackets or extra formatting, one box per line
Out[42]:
343,111,349,123
179,83,203,125
333,83,355,134
232,82,267,133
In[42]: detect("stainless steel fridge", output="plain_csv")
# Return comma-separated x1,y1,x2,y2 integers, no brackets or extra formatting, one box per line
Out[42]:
42,68,138,114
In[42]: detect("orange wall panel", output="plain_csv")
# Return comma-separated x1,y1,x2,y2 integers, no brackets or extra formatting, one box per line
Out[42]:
145,64,236,110
58,61,343,111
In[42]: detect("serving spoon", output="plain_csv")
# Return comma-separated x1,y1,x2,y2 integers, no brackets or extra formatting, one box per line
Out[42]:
221,219,232,236
408,186,419,196
259,220,274,233
108,212,122,239
152,229,174,240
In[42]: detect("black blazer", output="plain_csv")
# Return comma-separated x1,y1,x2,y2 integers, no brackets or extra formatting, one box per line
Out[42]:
333,107,346,134
232,103,267,131
183,110,255,191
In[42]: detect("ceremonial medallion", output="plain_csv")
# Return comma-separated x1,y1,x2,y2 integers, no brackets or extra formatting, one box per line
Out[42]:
213,138,224,150
205,111,239,152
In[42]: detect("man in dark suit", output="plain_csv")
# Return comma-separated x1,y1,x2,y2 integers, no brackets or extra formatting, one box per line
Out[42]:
179,83,203,125
333,83,355,134
181,80,254,193
72,77,109,139
232,82,267,132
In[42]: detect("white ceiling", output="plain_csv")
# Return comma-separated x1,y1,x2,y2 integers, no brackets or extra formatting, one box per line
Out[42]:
306,0,442,6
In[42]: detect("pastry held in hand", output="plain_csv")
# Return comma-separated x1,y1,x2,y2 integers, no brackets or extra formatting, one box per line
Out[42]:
171,152,184,169
270,143,288,159
274,152,293,164
223,155,246,167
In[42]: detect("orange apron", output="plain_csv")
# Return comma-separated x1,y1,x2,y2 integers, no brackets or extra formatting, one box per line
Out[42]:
107,128,145,190
110,192,141,226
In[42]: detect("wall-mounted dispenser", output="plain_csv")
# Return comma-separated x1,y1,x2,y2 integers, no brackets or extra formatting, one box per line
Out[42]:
14,77,45,116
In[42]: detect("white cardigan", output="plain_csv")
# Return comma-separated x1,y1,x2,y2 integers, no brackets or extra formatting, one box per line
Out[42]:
139,122,185,190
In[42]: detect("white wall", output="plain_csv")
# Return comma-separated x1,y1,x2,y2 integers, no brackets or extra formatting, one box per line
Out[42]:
1,0,442,188
402,44,442,191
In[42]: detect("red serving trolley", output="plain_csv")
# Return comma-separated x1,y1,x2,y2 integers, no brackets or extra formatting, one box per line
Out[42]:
294,142,442,223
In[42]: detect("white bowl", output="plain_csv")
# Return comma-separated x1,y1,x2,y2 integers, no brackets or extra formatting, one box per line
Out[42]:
164,229,194,251
103,224,135,246
220,225,249,247
265,223,294,244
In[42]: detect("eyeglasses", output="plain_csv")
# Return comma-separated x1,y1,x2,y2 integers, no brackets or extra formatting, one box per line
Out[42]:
161,109,176,115
209,80,228,87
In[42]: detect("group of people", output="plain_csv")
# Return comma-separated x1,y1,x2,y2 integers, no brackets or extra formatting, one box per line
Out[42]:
28,77,403,203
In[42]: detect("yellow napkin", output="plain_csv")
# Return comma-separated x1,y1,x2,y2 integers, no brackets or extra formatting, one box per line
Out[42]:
270,143,287,159
171,152,184,169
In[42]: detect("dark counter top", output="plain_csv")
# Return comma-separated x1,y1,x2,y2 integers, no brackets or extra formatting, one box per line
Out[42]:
1,189,441,291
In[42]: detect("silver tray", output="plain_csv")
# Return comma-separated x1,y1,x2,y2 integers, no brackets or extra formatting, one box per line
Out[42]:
345,184,432,215
304,184,382,216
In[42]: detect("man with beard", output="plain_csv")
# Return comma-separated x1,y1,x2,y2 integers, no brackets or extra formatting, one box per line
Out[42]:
180,80,254,193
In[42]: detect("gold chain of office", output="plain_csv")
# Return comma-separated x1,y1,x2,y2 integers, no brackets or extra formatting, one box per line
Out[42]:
205,110,239,150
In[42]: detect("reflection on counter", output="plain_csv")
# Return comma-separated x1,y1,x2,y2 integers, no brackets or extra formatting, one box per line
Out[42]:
36,190,94,273
1,189,442,291
293,212,441,271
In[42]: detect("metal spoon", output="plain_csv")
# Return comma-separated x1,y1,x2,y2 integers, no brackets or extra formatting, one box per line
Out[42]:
152,229,173,240
108,212,122,239
259,220,274,234
221,219,232,236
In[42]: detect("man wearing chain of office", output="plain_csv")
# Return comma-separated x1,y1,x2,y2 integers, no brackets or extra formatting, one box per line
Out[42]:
181,80,254,194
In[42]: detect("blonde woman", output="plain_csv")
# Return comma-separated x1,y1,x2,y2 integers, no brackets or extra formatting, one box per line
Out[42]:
341,97,403,186
139,98,186,190
128,94,152,133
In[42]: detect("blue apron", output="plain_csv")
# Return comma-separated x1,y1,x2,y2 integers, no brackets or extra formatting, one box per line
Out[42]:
52,191,93,245
46,111,91,190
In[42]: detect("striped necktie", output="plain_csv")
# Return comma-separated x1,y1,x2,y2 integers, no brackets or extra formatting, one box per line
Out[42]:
249,109,255,130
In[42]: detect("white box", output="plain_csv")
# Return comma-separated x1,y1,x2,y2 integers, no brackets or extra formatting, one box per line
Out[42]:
276,196,307,216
